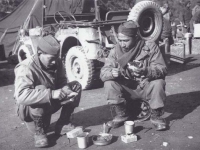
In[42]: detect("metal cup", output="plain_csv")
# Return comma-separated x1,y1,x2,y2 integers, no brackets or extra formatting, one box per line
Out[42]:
77,132,89,149
124,121,135,135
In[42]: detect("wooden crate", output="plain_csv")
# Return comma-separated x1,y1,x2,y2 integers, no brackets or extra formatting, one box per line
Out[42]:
192,39,200,54
170,42,185,64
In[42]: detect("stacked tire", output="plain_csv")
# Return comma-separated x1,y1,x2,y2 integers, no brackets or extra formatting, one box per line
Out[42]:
127,0,162,42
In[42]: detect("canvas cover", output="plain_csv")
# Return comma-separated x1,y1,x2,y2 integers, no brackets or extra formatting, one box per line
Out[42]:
45,0,91,15
0,0,43,57
0,0,92,57
0,0,130,57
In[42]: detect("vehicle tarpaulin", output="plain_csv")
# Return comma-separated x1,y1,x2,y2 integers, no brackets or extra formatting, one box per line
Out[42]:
0,0,43,57
45,0,85,16
0,0,89,57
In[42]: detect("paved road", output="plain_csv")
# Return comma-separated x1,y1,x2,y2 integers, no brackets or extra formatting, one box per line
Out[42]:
0,55,200,150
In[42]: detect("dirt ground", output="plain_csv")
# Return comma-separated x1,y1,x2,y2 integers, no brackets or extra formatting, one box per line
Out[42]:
0,55,200,150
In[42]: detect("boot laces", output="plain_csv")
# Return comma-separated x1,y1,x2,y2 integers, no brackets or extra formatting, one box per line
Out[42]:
33,116,45,135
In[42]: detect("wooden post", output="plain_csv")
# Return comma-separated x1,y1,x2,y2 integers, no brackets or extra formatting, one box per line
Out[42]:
0,44,6,61
184,33,192,55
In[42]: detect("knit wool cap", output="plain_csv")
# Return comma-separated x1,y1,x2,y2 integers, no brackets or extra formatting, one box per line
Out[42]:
37,35,60,55
118,21,139,37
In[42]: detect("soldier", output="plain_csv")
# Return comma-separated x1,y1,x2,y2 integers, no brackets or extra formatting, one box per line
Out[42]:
159,2,173,42
14,35,82,148
179,1,192,32
192,1,200,16
100,21,167,131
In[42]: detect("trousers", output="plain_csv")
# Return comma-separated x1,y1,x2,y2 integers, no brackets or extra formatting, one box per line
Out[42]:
104,79,166,110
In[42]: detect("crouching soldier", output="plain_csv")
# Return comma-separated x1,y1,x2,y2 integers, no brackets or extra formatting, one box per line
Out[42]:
100,21,167,131
14,35,82,148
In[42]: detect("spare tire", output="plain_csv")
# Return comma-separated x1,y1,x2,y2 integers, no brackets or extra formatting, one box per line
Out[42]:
127,1,162,42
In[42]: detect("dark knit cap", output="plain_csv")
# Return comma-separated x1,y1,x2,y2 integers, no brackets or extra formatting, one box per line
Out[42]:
118,21,139,37
37,35,60,55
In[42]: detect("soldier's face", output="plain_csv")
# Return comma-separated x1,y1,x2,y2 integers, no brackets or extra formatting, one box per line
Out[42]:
40,53,59,69
118,33,136,52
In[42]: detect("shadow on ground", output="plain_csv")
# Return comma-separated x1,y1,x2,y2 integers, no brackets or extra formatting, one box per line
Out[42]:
165,91,200,122
46,105,111,133
45,105,112,146
44,91,200,144
58,91,200,130
167,61,200,76
46,133,60,147
73,105,111,127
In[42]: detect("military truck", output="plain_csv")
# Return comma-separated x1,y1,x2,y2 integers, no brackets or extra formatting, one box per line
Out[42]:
13,0,162,90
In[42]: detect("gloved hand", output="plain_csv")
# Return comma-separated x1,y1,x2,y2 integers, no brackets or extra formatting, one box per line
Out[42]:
61,85,73,95
61,85,78,99
67,92,78,99
52,89,67,100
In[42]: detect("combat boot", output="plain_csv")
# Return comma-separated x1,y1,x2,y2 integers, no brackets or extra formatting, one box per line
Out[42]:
55,104,76,135
150,108,167,131
106,102,129,128
32,115,48,148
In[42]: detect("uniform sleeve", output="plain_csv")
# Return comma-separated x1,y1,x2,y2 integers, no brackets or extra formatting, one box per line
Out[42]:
145,42,167,80
100,48,118,82
14,65,52,106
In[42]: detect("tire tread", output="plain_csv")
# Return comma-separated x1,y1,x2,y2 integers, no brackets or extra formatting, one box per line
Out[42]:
127,1,162,42
65,46,95,90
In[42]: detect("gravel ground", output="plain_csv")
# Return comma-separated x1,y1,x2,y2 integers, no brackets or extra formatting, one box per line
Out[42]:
0,55,200,150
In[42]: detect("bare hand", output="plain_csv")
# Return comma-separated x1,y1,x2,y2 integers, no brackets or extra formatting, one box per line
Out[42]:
52,89,66,100
112,68,120,78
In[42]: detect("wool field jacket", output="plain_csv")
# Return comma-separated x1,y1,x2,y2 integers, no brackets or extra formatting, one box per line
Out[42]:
100,41,167,87
14,54,68,106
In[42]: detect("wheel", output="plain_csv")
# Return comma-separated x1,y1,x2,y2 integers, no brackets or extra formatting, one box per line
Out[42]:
17,45,33,62
127,1,162,42
65,46,95,90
